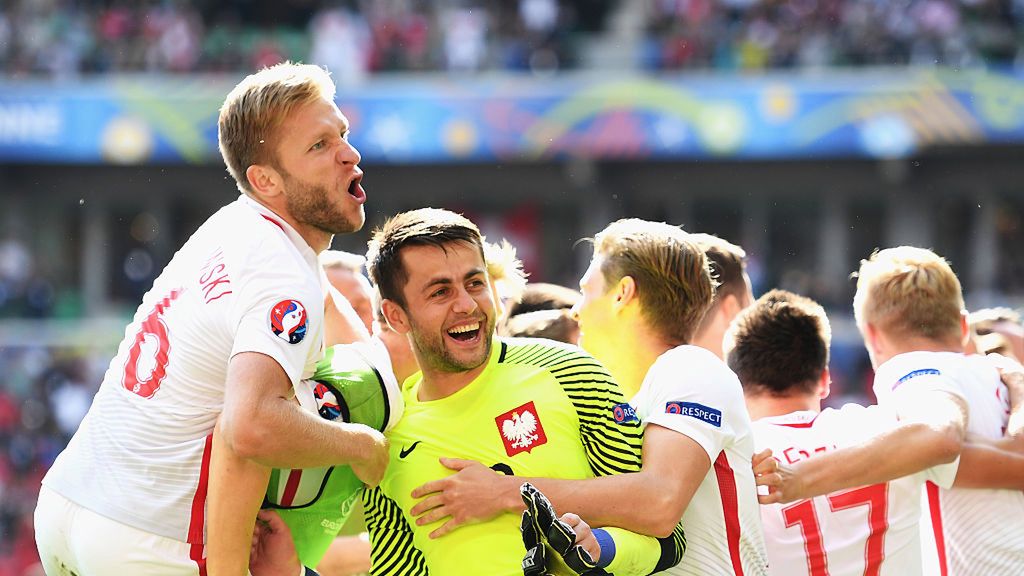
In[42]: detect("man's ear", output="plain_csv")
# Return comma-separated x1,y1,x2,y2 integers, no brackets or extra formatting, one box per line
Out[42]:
864,322,883,357
245,163,283,200
611,276,637,313
818,367,831,400
381,299,411,335
958,311,970,348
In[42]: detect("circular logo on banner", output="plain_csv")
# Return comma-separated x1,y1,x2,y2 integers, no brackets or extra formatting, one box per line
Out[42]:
269,299,307,344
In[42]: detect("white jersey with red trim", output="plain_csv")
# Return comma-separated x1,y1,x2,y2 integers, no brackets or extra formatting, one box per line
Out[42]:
873,352,1024,576
42,194,326,544
630,345,769,575
753,405,958,576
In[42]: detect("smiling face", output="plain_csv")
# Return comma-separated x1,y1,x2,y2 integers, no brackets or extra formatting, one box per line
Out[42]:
394,242,496,374
272,97,366,236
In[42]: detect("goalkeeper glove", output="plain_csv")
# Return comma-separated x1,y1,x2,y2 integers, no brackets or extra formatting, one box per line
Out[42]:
519,482,609,576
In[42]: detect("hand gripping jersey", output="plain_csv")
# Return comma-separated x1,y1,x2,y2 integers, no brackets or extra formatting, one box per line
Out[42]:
873,352,1024,576
752,405,958,576
265,339,403,568
364,338,686,576
42,196,326,550
629,345,769,576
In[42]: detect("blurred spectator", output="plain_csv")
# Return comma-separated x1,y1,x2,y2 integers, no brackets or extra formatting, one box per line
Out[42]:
309,5,371,85
503,308,580,343
969,307,1024,360
505,282,580,317
320,250,375,332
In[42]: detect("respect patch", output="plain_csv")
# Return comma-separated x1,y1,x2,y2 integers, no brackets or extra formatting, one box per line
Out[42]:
665,401,722,427
612,403,638,424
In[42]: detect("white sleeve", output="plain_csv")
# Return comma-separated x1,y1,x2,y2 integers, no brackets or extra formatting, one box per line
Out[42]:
229,246,321,387
641,358,741,462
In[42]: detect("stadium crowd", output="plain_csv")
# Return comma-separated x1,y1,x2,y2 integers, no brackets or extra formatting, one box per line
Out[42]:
2,0,1023,78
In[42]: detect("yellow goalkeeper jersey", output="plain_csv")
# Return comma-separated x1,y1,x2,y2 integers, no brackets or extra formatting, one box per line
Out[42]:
364,337,684,575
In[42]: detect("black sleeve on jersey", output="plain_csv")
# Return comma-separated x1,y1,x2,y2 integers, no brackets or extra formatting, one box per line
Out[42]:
362,486,428,576
652,522,687,574
548,349,645,476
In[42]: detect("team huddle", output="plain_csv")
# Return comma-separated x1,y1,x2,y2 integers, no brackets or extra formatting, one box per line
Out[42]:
32,63,1024,576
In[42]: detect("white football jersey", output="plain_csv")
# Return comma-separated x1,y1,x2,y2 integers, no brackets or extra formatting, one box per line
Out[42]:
873,352,1024,576
630,345,769,575
753,405,958,576
43,195,326,545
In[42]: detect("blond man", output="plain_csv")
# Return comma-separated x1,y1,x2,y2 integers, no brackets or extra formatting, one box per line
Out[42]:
411,219,769,575
35,63,388,576
757,247,1024,575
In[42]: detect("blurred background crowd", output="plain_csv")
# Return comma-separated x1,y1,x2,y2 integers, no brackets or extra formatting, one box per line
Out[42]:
2,0,1024,79
3,1,1024,574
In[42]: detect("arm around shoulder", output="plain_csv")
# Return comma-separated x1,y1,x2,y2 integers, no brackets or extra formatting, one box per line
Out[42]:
221,351,388,483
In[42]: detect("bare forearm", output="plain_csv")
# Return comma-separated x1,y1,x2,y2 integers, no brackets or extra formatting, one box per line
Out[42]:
207,421,270,576
226,397,382,469
500,473,677,536
792,422,960,500
954,433,1024,489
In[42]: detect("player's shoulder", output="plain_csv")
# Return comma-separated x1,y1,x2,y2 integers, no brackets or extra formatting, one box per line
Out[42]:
645,344,742,398
653,345,735,378
498,337,603,369
873,351,967,398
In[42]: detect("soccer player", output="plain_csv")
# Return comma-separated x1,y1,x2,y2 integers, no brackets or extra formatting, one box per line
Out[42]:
34,63,389,575
755,247,1024,575
410,219,769,575
207,236,530,576
690,233,753,359
362,209,684,575
729,289,963,575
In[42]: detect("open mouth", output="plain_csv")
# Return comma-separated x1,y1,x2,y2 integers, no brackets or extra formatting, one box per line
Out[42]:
347,173,366,202
447,321,481,342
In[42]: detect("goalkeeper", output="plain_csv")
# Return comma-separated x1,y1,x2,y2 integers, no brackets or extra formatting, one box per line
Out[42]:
207,327,409,576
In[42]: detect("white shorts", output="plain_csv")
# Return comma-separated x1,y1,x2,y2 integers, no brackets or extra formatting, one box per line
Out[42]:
34,486,205,576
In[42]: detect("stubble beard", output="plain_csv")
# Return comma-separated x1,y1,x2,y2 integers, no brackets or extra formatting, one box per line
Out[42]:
283,171,364,235
410,315,493,374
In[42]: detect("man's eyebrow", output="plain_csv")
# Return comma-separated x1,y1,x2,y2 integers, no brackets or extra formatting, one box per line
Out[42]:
421,268,486,291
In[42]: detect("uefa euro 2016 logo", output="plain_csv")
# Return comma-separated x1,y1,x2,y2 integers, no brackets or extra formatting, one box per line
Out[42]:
270,299,307,344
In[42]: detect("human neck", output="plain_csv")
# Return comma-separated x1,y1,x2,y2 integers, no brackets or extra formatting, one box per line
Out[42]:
417,362,489,402
247,192,332,253
691,328,724,360
601,328,676,397
874,334,964,367
745,393,821,421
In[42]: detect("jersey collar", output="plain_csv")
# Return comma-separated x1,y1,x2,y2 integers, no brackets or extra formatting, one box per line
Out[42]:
238,194,319,268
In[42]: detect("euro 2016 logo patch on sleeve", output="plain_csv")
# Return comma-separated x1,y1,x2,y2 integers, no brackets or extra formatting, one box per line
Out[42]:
270,299,307,344
496,401,548,457
665,401,722,428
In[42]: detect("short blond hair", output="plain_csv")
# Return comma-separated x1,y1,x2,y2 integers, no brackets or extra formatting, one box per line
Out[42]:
853,246,964,342
594,219,715,345
485,239,528,304
218,62,336,194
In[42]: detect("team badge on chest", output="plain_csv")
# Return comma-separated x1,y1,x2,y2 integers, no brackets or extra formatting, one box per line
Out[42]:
496,401,547,457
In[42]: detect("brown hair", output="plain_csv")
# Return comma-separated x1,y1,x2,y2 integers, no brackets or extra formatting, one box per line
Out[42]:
366,208,484,308
726,289,831,397
218,62,336,194
593,219,715,345
853,247,964,343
